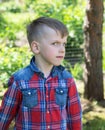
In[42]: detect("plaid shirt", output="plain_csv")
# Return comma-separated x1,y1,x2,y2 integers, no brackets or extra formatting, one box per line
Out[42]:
0,56,82,130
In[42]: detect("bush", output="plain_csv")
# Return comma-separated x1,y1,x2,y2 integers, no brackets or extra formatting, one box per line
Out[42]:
63,61,83,80
0,44,32,86
24,1,84,48
0,1,23,13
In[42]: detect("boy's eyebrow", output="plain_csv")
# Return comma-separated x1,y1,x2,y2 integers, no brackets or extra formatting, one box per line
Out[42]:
52,40,67,43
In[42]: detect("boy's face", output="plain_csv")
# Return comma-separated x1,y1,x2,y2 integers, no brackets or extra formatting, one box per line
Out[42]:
33,26,68,67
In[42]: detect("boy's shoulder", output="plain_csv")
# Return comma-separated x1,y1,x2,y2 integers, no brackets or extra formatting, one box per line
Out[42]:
13,65,34,81
62,69,73,79
12,65,73,81
56,65,73,79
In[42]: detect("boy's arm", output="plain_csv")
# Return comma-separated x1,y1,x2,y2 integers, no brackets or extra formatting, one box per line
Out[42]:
67,78,82,130
0,76,22,129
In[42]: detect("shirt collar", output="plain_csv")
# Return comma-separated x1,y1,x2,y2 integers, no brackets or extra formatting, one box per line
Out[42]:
30,56,41,73
30,56,65,78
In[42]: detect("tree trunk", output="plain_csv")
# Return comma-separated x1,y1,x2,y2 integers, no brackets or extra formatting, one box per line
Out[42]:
83,0,104,101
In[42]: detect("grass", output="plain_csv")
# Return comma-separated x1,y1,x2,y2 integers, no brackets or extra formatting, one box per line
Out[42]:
76,77,105,130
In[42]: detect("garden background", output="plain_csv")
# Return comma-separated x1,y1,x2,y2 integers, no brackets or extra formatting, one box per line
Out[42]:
0,0,105,129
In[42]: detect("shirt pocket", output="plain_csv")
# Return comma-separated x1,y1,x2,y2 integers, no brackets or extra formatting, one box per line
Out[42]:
22,88,38,108
55,88,68,107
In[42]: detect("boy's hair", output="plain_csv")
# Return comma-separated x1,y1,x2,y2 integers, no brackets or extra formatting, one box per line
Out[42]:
27,17,69,44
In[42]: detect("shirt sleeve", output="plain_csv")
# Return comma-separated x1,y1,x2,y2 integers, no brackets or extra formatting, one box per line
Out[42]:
67,78,82,130
0,76,22,129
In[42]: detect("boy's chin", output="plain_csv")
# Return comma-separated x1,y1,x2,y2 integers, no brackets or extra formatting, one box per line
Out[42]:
54,63,61,66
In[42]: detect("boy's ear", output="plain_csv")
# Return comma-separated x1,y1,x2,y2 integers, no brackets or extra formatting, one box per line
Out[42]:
31,41,40,54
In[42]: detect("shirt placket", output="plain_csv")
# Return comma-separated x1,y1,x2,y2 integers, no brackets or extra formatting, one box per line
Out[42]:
45,81,51,129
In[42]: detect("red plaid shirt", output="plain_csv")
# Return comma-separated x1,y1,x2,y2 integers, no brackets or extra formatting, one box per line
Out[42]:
0,56,82,130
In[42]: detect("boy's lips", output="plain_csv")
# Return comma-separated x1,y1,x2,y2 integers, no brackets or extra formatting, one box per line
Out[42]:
56,56,64,59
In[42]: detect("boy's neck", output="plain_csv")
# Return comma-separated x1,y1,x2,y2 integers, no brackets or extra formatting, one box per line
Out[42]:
35,57,53,78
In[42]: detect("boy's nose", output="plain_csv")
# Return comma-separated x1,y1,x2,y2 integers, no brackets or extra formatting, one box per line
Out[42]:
59,44,65,53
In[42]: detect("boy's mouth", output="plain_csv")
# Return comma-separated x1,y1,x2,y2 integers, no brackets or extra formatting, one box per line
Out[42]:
56,56,64,59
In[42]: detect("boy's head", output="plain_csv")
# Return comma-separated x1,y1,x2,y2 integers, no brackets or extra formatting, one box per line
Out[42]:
27,17,69,67
27,17,69,45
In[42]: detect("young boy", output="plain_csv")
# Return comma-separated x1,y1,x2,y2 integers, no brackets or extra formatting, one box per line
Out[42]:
0,17,82,130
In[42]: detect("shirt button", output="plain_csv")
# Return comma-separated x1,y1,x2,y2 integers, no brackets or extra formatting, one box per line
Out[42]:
60,90,63,93
28,92,31,95
47,110,50,113
47,126,50,129
46,95,48,98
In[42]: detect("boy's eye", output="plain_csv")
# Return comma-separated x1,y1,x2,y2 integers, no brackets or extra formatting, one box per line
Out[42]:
63,43,66,47
52,42,58,46
51,42,67,47
62,43,67,47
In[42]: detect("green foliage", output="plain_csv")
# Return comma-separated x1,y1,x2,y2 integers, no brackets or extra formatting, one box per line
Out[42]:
0,13,26,46
103,48,105,72
0,1,23,13
0,45,32,86
63,61,83,80
83,102,105,130
24,0,85,48
0,0,85,48
62,5,84,47
0,14,7,38
70,63,83,80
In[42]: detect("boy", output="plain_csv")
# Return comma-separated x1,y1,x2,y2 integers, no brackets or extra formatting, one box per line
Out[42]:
0,17,82,130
